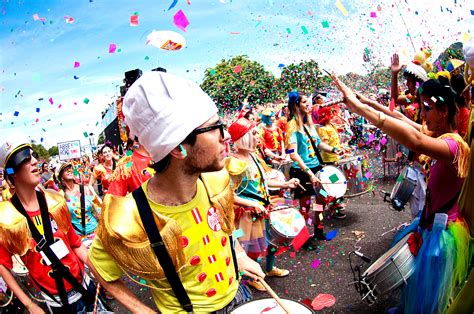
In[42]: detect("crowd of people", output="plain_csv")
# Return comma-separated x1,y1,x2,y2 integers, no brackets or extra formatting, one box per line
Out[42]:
0,46,473,313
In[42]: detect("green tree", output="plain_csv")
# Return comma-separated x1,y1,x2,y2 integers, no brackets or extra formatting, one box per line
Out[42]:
48,146,59,157
277,60,323,97
201,55,277,113
31,143,49,161
97,133,105,145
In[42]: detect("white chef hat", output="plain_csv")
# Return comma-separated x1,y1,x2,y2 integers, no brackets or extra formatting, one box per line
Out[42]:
123,71,218,162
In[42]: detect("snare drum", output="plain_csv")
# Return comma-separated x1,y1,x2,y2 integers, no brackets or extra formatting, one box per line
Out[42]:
232,297,313,313
267,207,306,247
390,166,417,211
358,232,416,304
316,166,347,199
337,155,368,197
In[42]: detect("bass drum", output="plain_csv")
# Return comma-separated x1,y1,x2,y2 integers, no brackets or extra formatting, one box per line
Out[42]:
267,206,306,247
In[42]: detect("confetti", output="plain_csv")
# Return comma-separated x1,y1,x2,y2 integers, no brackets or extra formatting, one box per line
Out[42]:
36,108,40,113
321,20,329,28
311,294,336,310
83,98,90,104
74,61,80,68
14,111,19,117
233,65,242,74
109,44,117,53
167,0,178,11
325,229,338,241
301,25,308,34
49,98,54,104
232,228,244,239
173,10,190,32
130,14,139,26
310,259,321,269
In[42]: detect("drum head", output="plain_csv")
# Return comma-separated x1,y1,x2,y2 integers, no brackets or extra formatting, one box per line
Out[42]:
317,166,347,198
232,298,313,313
270,208,306,238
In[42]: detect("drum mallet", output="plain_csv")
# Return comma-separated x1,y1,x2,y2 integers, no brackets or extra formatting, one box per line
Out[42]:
257,277,293,314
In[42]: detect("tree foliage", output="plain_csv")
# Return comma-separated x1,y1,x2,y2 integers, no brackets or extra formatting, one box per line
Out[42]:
31,143,49,161
277,60,323,98
200,55,278,113
48,146,59,157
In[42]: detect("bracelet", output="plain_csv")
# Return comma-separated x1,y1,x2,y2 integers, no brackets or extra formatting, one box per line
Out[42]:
331,147,337,153
304,167,310,172
376,111,386,128
236,252,246,259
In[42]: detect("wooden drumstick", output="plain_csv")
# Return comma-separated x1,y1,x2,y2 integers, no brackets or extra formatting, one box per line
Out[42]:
257,277,292,314
296,182,307,191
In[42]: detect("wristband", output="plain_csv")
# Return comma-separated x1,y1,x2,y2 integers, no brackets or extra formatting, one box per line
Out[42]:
376,111,386,128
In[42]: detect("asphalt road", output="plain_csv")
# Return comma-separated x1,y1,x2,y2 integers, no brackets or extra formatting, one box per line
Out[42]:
106,159,414,313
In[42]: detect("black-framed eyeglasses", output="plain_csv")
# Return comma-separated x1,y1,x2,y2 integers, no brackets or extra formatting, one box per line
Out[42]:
191,121,226,139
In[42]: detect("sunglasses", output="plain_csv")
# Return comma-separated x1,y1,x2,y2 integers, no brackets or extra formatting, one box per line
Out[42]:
191,121,226,139
23,150,39,164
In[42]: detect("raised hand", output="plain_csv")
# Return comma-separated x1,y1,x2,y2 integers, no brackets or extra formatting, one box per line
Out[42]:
391,53,404,74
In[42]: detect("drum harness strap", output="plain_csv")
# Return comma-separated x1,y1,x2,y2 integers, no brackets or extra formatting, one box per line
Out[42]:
237,153,271,206
72,185,87,236
303,126,324,166
11,191,96,311
132,183,240,314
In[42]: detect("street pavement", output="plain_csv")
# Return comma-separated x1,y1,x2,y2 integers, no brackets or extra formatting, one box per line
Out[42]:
108,176,414,313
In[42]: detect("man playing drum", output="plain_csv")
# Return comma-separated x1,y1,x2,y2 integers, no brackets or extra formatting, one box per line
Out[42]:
88,71,265,313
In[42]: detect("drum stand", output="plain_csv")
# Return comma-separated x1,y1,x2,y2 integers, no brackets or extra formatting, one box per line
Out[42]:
348,251,377,305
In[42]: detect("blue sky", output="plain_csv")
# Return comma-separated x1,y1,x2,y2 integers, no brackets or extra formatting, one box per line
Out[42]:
0,0,472,149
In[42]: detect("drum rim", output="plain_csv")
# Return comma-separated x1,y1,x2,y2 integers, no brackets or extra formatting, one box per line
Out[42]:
337,155,363,164
231,297,315,313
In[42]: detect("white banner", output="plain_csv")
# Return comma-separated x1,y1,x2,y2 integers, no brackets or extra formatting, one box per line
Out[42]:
57,140,81,161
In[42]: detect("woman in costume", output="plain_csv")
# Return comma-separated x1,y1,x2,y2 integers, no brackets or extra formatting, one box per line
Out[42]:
331,73,471,313
285,92,343,247
225,117,299,291
259,108,286,166
57,162,101,240
89,143,116,195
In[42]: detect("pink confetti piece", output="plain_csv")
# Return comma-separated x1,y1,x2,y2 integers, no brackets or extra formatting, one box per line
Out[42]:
64,16,74,24
365,171,372,179
49,97,53,104
380,137,388,145
370,12,377,18
74,61,80,68
311,294,336,310
33,14,45,21
109,43,117,53
173,10,189,32
311,259,321,269
130,14,139,26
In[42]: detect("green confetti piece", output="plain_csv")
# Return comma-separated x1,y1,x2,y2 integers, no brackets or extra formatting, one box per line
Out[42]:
83,132,89,138
210,69,216,75
73,169,79,176
233,228,245,239
144,56,150,60
117,48,122,53
95,122,99,126
321,20,329,28
133,11,139,15
139,279,146,284
83,98,90,104
329,173,339,183
319,189,328,197
126,161,133,168
301,25,308,34
286,28,291,34
126,150,133,156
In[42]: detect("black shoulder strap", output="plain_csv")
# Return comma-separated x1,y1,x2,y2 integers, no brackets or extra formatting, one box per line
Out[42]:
132,187,193,313
419,189,461,228
10,192,94,308
79,185,86,236
303,125,324,165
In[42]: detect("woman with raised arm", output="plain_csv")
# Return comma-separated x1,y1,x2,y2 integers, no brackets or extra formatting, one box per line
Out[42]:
331,73,471,313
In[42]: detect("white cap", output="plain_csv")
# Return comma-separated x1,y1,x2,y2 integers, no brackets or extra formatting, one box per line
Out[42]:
123,71,218,162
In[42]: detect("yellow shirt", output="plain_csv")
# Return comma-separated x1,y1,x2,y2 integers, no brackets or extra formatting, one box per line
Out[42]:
89,180,238,313
317,124,340,163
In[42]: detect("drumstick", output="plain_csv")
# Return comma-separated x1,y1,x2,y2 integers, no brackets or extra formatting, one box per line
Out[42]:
257,277,292,314
296,182,307,191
